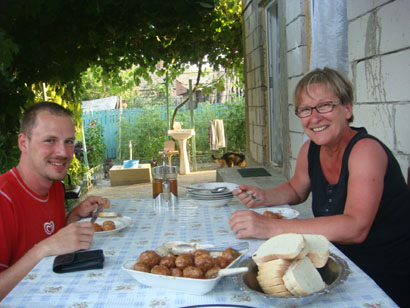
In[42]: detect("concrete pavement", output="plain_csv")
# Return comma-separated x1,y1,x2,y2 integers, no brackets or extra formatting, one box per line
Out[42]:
85,165,313,219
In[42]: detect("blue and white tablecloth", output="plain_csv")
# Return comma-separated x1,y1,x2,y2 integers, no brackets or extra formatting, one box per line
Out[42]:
2,198,398,308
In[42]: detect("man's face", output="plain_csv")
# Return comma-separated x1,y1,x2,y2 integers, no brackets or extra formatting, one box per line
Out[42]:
22,111,75,182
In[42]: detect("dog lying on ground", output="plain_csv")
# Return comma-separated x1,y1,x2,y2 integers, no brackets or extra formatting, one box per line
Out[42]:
212,152,246,168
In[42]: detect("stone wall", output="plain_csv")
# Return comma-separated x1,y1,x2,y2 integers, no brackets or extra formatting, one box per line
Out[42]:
284,0,308,177
347,0,410,177
242,0,267,166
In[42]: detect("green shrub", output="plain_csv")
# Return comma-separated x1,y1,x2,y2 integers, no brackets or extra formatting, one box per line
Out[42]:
117,98,245,162
118,106,168,161
84,119,106,168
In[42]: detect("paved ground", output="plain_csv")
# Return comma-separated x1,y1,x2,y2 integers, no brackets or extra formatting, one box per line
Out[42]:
87,169,217,199
84,164,313,219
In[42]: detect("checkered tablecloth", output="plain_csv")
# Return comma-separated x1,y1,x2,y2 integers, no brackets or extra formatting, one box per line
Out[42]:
2,198,398,308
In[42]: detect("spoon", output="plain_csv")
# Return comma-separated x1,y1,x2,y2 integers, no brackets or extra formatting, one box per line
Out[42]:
209,267,248,279
169,241,249,255
185,186,229,193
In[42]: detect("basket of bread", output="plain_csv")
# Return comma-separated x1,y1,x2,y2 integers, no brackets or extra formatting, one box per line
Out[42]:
237,233,350,307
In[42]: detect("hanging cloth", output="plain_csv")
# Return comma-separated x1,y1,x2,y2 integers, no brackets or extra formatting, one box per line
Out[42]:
209,119,226,150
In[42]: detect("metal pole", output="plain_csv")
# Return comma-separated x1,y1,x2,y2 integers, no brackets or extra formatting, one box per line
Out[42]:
42,83,47,101
166,71,170,135
118,96,122,160
189,80,197,171
81,121,89,168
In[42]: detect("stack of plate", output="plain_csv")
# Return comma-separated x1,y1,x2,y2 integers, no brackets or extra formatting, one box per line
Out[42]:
186,182,238,206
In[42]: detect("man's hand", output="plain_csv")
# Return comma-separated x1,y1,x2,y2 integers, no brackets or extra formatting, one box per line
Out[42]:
33,221,95,259
66,196,110,224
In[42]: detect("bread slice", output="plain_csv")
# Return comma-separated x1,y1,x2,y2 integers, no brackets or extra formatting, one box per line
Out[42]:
98,211,120,218
257,268,287,281
258,258,291,273
260,283,288,295
295,242,309,260
303,234,329,268
252,233,305,264
257,276,285,288
282,257,325,296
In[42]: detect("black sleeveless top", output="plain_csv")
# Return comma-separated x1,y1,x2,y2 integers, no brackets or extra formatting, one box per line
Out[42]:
308,127,410,276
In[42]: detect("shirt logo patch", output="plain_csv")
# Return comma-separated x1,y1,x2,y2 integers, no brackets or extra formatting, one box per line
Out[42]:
44,221,55,235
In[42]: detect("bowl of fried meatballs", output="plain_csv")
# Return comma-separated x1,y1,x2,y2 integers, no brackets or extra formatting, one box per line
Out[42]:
122,242,247,295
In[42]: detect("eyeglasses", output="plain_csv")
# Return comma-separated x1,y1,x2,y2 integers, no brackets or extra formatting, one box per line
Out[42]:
295,101,341,118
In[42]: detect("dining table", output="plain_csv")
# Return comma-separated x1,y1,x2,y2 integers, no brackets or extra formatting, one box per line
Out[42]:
2,197,398,308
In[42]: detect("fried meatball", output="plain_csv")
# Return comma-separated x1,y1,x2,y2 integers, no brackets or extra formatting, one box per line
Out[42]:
159,255,176,268
170,267,183,277
222,248,240,262
194,254,214,272
133,262,150,272
151,265,171,276
263,210,284,219
93,223,103,232
175,254,193,269
205,266,221,279
102,220,115,231
183,266,203,279
193,249,210,258
139,250,161,268
214,256,231,269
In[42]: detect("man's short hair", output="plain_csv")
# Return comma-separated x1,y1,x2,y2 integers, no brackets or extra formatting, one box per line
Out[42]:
20,102,72,137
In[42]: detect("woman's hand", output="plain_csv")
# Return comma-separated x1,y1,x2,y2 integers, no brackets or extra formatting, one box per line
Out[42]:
228,209,276,239
232,185,265,208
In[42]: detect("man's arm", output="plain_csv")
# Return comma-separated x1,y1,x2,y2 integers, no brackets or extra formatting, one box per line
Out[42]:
0,243,44,300
0,220,94,301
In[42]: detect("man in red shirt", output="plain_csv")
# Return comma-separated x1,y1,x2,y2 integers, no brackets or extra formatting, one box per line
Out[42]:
0,102,109,300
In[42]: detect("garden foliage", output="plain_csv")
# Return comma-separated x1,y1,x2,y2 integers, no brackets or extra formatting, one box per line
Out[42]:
117,98,245,162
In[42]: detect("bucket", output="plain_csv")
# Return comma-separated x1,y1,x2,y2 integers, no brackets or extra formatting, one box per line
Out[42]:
123,160,139,168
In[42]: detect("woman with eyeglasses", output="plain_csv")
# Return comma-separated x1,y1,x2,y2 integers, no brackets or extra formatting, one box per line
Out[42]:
229,67,410,307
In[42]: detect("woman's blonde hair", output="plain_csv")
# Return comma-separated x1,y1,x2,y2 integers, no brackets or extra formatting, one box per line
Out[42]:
294,67,354,122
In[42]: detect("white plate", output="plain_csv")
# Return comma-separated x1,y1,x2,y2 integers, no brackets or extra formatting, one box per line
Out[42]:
187,182,239,196
122,242,248,295
252,207,299,219
191,196,233,206
187,193,233,200
80,216,132,235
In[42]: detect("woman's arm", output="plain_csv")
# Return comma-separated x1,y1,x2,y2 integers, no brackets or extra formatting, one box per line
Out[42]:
229,138,387,242
233,141,312,208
